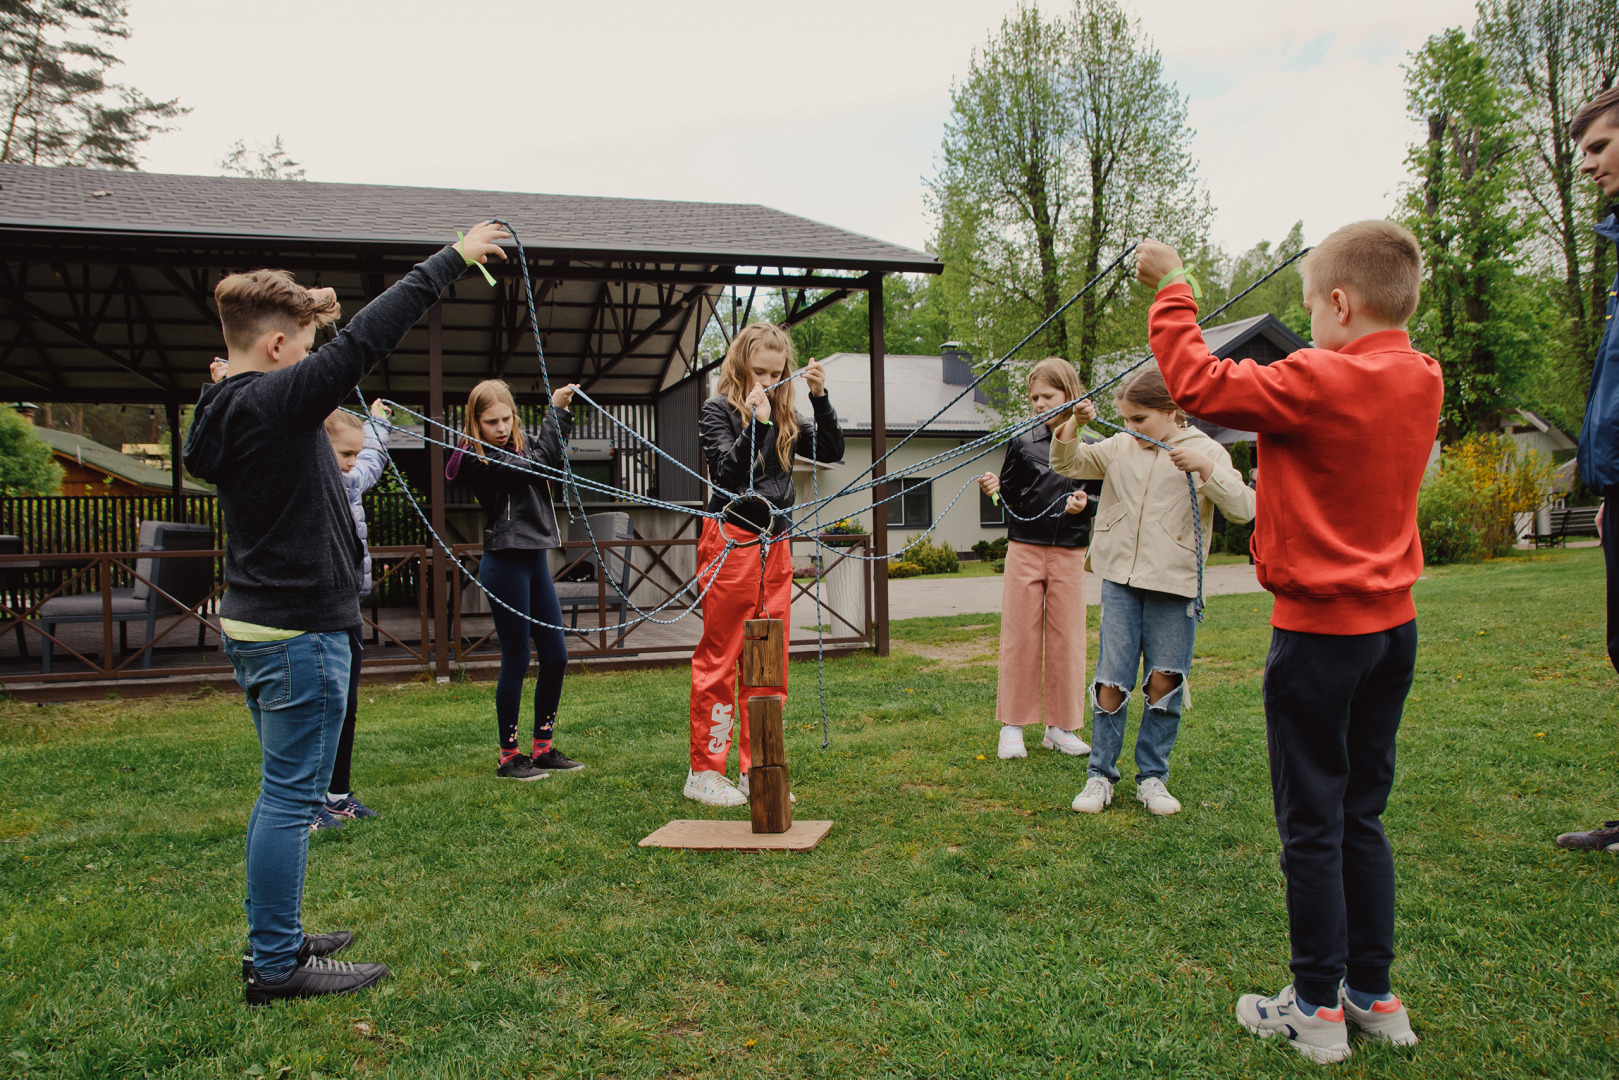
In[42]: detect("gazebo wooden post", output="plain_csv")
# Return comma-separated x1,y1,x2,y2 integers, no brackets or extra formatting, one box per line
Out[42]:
166,398,185,523
428,301,450,682
865,272,889,657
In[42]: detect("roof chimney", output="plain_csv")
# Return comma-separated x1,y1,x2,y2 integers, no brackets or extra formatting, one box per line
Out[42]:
940,343,989,405
11,402,38,424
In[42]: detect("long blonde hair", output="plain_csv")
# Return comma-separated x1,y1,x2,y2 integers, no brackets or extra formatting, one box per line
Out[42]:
462,379,524,457
714,322,799,470
1027,356,1084,421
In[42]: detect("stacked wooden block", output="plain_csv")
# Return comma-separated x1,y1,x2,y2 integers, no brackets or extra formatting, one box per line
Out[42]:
742,618,791,834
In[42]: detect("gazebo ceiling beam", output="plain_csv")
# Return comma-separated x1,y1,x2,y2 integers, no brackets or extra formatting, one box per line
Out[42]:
0,271,170,393
583,286,712,393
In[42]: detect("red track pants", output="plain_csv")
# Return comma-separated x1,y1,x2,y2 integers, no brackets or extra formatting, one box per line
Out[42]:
688,519,792,775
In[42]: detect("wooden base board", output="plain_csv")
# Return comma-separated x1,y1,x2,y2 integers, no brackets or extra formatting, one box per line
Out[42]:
639,819,834,852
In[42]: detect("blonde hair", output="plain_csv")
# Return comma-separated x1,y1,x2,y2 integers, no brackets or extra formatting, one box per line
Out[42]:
1027,356,1084,415
715,322,799,470
1302,220,1423,325
462,379,524,457
1117,367,1186,426
214,269,340,351
323,409,364,438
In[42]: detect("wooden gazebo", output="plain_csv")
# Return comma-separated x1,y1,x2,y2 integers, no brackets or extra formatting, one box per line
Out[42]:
0,163,941,688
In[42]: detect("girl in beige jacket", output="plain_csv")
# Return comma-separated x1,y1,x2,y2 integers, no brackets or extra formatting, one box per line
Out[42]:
1050,367,1255,817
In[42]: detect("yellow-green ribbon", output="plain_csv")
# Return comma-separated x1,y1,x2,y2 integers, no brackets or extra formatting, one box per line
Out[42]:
1156,267,1203,299
457,231,498,287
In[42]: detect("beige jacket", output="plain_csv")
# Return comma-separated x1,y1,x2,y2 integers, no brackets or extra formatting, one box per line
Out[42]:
1049,426,1255,598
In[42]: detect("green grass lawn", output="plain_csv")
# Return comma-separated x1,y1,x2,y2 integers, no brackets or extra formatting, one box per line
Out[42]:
2,551,1616,1079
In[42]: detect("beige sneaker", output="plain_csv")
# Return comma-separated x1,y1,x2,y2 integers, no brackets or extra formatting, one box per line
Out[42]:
1136,777,1182,816
1071,776,1113,813
1236,984,1352,1065
997,724,1028,759
1339,985,1419,1046
682,769,746,807
1041,726,1090,755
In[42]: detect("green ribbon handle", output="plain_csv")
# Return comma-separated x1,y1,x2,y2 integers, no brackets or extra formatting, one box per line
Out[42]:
1155,266,1203,299
458,231,499,287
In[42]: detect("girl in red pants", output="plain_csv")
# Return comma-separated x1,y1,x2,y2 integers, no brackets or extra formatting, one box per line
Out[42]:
687,323,843,806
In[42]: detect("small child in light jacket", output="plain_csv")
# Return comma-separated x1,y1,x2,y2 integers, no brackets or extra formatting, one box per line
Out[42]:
1051,366,1254,818
313,399,392,827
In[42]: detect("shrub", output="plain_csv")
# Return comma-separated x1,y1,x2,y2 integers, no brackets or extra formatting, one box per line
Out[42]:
991,558,1006,574
1417,433,1551,564
972,536,1009,560
887,561,925,579
901,535,960,574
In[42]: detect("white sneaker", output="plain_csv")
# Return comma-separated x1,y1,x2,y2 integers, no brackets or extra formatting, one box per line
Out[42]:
1040,726,1090,755
1071,776,1113,813
1338,985,1419,1046
997,724,1028,759
683,769,746,807
1136,777,1182,815
737,771,796,804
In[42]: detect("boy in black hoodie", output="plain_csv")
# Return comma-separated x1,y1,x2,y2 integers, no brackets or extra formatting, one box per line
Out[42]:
184,221,507,1005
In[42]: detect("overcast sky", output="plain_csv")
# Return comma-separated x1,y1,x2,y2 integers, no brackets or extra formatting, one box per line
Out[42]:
116,0,1479,259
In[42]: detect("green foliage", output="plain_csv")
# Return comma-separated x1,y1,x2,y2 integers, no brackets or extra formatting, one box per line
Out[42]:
886,560,925,579
758,275,954,362
898,534,960,574
0,1,186,169
0,408,62,496
928,0,1209,387
1476,0,1619,394
1402,28,1544,436
971,536,1009,561
990,557,1007,574
1418,432,1551,563
218,134,305,180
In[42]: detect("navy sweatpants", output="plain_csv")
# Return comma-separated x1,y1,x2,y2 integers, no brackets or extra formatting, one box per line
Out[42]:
1262,619,1417,1006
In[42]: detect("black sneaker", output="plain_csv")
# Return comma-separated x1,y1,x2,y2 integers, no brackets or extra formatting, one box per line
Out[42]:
496,754,549,781
243,953,389,1007
530,747,584,772
327,794,380,821
241,929,354,980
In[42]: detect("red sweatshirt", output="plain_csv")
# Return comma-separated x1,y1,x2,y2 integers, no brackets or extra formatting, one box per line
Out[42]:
1150,283,1444,635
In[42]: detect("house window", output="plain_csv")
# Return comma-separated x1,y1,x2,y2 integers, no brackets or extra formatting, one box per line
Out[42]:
886,477,932,529
979,487,1005,526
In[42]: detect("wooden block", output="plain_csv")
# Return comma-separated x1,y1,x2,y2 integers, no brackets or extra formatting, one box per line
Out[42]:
639,819,832,852
747,695,787,767
748,763,792,834
741,618,784,687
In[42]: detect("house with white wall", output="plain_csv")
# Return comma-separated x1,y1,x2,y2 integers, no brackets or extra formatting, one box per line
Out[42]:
790,346,1007,556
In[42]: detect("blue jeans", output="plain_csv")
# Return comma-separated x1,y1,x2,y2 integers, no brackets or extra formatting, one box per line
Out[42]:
1088,579,1197,784
224,630,352,979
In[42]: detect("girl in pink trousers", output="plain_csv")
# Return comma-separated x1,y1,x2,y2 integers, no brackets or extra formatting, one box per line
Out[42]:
978,358,1101,760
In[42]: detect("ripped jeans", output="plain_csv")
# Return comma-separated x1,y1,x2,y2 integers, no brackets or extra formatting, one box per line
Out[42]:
1088,579,1197,784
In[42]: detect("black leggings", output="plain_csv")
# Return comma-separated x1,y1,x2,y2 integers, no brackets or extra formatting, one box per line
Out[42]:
479,548,568,751
327,627,362,796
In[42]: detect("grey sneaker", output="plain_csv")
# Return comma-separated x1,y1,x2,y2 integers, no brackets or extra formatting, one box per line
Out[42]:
1339,985,1419,1046
1554,820,1619,852
1235,984,1352,1064
243,954,389,1007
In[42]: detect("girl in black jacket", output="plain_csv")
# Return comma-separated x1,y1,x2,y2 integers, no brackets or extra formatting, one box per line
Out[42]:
449,378,581,780
977,358,1100,762
686,323,843,806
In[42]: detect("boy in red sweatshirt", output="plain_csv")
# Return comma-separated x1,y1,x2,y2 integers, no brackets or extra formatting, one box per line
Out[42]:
1139,221,1441,1064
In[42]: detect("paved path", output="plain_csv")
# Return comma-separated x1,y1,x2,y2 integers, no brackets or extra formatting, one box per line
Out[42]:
884,563,1267,621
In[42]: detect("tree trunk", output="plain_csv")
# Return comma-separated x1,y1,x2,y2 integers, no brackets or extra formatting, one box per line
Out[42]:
1026,154,1068,363
1076,150,1106,386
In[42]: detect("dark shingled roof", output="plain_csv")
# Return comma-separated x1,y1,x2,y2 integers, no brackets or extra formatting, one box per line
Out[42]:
0,163,940,272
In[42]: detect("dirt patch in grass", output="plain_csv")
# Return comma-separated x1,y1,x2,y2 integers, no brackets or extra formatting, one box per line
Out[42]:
893,635,998,667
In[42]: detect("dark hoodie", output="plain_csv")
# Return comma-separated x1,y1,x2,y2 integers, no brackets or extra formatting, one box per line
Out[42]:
183,245,467,632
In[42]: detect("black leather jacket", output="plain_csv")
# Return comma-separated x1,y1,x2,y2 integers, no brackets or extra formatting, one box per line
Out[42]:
997,424,1100,548
453,406,574,552
701,392,844,534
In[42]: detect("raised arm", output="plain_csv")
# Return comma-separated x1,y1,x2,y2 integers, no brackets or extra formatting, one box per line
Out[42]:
700,397,767,493
1049,427,1119,480
792,393,844,463
349,412,391,495
1151,284,1315,435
